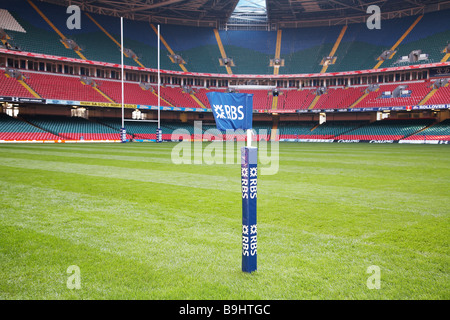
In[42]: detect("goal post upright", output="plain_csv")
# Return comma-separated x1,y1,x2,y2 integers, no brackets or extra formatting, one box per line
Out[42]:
119,19,161,142
120,16,126,143
156,24,162,143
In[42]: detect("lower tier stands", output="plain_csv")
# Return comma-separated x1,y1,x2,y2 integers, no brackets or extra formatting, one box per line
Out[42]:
298,121,366,139
1,113,449,143
402,119,450,141
0,113,60,140
278,122,317,139
335,119,433,141
97,118,157,140
22,115,120,140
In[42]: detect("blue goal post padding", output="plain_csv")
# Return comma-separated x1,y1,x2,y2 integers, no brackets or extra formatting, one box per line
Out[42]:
241,146,257,273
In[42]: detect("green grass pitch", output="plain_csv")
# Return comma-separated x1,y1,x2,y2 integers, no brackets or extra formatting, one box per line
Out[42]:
0,142,448,299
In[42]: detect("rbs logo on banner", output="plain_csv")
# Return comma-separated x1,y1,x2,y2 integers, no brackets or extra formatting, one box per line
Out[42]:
206,92,253,131
213,104,245,121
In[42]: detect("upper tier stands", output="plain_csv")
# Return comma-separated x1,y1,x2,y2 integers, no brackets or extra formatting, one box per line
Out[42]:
1,0,449,74
325,16,419,73
280,26,342,74
219,30,277,75
385,10,450,67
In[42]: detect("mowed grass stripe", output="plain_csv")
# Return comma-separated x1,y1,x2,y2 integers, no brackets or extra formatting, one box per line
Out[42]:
0,147,447,218
0,144,447,222
0,144,175,157
2,144,447,193
0,180,241,261
1,164,444,251
0,154,446,217
0,147,174,165
0,157,239,191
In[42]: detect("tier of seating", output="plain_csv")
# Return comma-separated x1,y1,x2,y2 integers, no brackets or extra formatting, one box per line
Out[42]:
280,25,342,74
277,119,440,141
385,10,450,67
297,121,365,139
193,88,226,109
355,82,433,108
97,117,156,140
278,121,317,139
0,70,36,98
402,119,450,141
277,121,366,139
96,80,166,106
326,15,419,72
1,113,449,142
280,89,316,110
425,85,450,105
159,86,201,109
22,115,120,140
313,87,366,110
335,119,433,141
23,72,111,102
0,113,60,140
1,69,449,110
1,0,449,74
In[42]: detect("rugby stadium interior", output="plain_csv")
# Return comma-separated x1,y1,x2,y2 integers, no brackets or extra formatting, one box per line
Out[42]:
0,0,449,144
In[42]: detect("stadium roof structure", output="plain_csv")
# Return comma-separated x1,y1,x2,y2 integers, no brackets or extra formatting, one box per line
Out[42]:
41,0,450,28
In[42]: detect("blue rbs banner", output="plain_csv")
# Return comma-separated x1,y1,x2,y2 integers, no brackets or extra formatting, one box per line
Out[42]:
241,146,257,273
206,92,253,131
